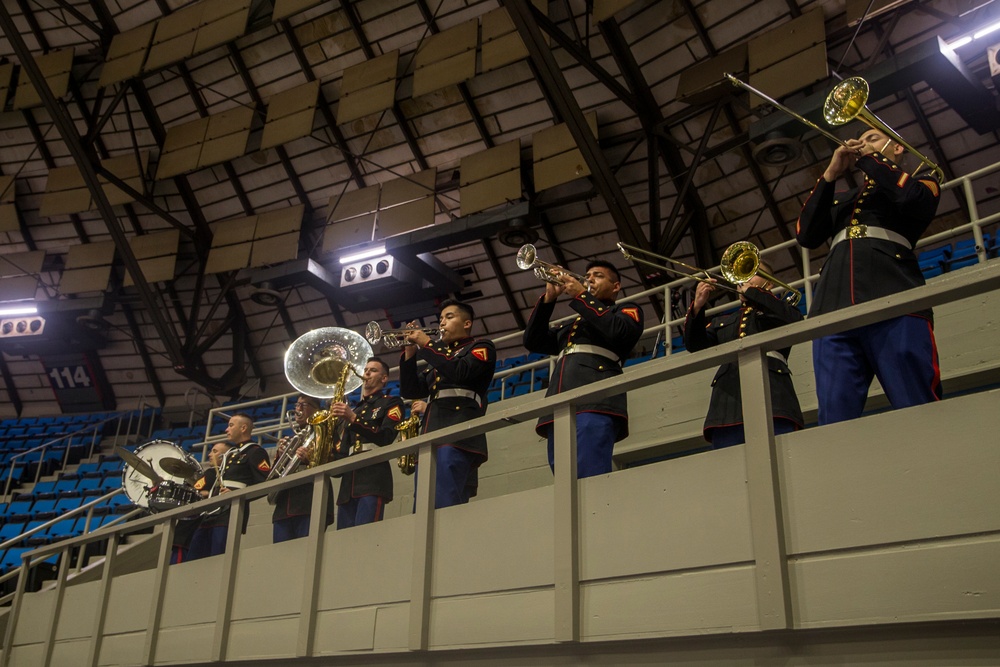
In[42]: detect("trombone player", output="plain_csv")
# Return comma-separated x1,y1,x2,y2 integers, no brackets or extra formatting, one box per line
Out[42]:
797,128,942,424
523,259,643,478
683,261,804,448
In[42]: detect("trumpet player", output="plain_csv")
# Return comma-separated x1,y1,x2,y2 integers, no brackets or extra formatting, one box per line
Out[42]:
271,395,335,543
523,260,643,478
399,299,495,508
797,129,942,424
327,357,403,528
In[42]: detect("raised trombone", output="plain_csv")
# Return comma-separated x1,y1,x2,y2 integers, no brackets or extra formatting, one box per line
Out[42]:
515,244,589,287
618,241,801,305
365,321,439,348
725,73,944,181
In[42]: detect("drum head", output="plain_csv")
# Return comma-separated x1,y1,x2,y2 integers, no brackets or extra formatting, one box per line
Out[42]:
121,440,202,508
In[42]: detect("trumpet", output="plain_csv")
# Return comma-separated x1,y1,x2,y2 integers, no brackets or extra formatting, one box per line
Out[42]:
365,321,439,348
516,244,589,287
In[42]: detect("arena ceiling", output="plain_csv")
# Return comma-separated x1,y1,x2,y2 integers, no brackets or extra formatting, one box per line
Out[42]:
0,0,998,416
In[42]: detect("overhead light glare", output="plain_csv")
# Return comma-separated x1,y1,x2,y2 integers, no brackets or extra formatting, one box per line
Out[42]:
339,245,386,265
948,36,973,49
973,20,1000,39
0,304,38,316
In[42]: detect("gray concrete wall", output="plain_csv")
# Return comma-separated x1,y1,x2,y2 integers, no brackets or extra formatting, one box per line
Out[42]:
7,386,999,665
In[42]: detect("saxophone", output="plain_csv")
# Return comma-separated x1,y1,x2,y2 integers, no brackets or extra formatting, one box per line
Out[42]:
395,413,421,475
307,363,350,468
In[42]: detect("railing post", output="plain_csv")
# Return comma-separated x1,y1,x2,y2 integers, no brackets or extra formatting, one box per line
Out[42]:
738,348,792,630
408,441,437,650
552,402,579,642
41,546,73,666
142,518,176,666
0,557,31,667
212,496,247,662
297,474,330,657
86,531,120,667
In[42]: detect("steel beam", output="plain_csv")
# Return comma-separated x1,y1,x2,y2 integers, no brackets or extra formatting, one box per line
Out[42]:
0,3,185,366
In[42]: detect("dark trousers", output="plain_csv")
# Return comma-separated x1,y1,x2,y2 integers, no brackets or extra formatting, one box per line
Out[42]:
546,412,616,479
272,515,311,543
337,495,385,529
413,445,482,509
813,315,941,425
186,524,227,560
708,419,798,449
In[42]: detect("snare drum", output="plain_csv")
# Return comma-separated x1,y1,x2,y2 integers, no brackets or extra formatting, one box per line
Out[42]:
148,480,201,512
122,440,203,512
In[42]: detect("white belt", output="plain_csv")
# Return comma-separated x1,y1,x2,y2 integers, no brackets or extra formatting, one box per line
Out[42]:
830,225,912,250
558,343,620,364
767,350,787,365
222,480,247,490
432,388,482,407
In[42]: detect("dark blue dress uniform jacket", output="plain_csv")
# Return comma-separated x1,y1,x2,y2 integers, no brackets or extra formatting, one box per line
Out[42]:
399,336,497,460
523,292,644,441
796,151,941,320
334,392,404,505
683,287,805,439
203,442,270,528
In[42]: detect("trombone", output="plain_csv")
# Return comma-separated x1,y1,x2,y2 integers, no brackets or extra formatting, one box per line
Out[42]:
515,244,589,286
365,321,439,348
618,241,801,305
725,73,944,181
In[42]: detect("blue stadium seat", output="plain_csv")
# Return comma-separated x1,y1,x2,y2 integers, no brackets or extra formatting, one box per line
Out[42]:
76,462,103,478
55,497,86,513
99,460,123,474
487,389,502,404
46,518,80,541
76,478,104,496
24,520,51,546
30,481,58,498
918,244,951,278
949,235,991,271
54,478,79,496
0,547,32,573
30,499,58,518
0,522,27,541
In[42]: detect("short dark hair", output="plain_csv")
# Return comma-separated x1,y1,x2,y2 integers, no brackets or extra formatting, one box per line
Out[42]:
232,412,254,426
367,357,390,375
296,394,321,409
440,298,475,322
586,260,620,283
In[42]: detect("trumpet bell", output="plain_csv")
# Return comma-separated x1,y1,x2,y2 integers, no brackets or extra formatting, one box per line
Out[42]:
284,327,372,399
364,321,383,345
720,241,759,284
824,77,868,126
515,244,537,271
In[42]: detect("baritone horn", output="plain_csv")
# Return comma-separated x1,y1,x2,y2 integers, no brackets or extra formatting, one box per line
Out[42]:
516,244,588,286
724,73,943,182
365,321,439,349
283,327,372,468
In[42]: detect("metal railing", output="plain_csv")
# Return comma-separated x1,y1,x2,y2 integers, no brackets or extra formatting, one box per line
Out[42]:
1,258,997,665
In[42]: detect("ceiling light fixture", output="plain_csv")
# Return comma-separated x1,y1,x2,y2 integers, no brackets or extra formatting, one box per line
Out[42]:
0,304,38,316
947,19,1000,48
339,245,386,265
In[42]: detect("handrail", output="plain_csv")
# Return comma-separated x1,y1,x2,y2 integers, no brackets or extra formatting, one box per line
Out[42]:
18,259,1000,564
